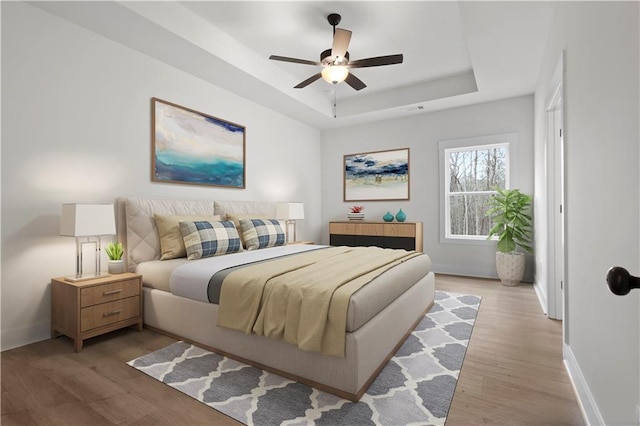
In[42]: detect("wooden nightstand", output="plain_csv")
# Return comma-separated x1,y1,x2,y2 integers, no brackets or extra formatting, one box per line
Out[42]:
288,241,315,245
51,272,143,352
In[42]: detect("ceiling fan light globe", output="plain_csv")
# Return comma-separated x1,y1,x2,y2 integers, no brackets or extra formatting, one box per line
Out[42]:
321,66,349,85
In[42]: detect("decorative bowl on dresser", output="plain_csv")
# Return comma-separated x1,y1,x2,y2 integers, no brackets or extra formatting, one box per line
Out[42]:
51,272,143,351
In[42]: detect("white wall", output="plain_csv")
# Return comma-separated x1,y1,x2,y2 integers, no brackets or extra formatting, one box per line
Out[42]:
534,2,639,424
321,96,534,279
1,2,322,351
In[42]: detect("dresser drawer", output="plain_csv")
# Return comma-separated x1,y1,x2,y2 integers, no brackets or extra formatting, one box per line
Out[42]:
80,296,140,332
329,221,423,252
80,279,140,307
384,223,416,238
329,222,384,236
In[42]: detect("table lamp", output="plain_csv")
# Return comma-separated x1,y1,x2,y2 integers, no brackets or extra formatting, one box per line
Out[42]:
276,202,305,243
60,203,116,282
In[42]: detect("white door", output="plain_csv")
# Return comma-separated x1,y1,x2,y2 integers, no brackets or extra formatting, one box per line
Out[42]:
600,67,640,425
552,105,564,321
546,55,565,321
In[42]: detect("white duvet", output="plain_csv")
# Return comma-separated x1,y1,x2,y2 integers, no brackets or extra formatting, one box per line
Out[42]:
169,244,324,303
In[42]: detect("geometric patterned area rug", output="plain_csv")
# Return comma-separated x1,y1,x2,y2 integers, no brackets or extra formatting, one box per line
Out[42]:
128,291,481,425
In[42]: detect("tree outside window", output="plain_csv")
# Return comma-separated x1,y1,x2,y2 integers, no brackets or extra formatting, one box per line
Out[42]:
445,143,509,239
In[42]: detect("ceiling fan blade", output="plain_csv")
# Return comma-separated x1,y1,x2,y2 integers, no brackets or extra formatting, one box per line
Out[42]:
331,28,352,59
345,72,366,91
294,73,322,89
269,55,321,66
348,54,403,68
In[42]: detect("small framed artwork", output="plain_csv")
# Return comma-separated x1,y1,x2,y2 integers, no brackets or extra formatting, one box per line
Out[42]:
151,98,246,188
344,148,410,201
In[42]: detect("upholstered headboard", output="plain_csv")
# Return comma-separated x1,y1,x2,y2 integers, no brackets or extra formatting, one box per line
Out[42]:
116,197,279,272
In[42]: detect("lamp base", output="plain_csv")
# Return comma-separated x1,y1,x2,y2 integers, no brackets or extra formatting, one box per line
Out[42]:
286,220,297,244
65,272,111,283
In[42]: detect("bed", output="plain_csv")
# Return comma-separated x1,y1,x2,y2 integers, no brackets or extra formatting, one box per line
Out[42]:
116,197,435,401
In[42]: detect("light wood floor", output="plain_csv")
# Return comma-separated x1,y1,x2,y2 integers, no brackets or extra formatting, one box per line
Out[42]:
2,275,584,425
436,275,583,425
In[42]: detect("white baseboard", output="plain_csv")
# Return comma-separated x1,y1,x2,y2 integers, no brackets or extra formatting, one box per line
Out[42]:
1,320,50,352
533,280,548,316
564,343,604,425
431,263,535,283
431,263,498,279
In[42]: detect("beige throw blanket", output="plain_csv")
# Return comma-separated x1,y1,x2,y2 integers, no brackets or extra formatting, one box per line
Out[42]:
217,246,421,357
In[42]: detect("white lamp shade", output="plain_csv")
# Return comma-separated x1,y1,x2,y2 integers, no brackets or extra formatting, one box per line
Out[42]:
276,202,305,220
321,66,349,84
60,203,116,237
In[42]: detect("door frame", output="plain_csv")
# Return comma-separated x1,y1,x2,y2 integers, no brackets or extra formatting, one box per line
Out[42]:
545,53,566,323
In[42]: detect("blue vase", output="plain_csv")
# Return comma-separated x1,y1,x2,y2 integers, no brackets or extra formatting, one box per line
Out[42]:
383,211,394,222
396,209,406,222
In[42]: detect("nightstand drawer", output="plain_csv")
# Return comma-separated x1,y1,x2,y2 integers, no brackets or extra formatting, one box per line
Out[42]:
80,279,140,307
80,296,140,332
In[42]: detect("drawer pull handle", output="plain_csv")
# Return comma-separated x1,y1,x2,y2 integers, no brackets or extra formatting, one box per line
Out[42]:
103,289,122,296
103,310,122,317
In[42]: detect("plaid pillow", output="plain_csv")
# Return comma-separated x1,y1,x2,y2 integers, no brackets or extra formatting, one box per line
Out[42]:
179,220,242,260
155,214,221,260
239,219,286,250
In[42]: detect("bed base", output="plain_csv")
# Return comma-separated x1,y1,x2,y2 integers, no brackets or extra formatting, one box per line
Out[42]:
142,271,435,401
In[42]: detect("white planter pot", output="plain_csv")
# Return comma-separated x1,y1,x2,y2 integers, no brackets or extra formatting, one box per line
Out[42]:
495,252,525,286
347,213,365,221
108,260,125,274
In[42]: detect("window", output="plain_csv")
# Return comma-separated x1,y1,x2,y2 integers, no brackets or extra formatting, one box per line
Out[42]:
439,134,513,242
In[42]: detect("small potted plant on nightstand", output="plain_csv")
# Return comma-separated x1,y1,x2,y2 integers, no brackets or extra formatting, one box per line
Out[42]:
486,188,533,286
347,206,365,220
105,241,125,274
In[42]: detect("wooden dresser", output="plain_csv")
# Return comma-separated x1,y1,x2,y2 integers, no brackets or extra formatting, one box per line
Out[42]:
51,272,143,351
329,221,423,252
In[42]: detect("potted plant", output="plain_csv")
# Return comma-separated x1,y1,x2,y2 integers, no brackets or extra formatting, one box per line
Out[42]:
347,205,365,221
105,241,125,274
486,188,533,286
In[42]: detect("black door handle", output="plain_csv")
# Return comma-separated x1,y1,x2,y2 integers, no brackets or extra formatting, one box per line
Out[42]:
606,266,640,296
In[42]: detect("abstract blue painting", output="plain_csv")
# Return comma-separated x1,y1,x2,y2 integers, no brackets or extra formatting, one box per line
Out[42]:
344,148,410,201
152,98,245,188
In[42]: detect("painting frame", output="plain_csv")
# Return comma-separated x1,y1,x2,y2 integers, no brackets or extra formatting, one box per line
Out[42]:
344,148,410,201
151,97,246,189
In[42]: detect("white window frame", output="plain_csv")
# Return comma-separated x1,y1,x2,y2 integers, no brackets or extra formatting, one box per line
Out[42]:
439,133,515,245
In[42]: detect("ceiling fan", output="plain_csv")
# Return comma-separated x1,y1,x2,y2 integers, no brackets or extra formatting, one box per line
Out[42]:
269,13,403,91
